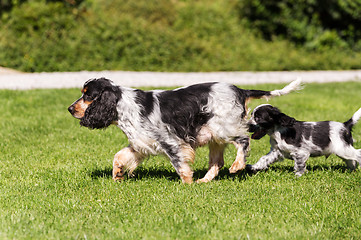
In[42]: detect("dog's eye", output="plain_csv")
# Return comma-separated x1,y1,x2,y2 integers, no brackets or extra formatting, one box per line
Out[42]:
83,94,94,102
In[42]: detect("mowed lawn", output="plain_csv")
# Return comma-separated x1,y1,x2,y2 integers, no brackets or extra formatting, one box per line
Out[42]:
1,81,360,239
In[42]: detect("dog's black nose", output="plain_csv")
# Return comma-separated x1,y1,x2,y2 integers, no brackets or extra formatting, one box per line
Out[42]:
68,105,75,114
248,124,258,132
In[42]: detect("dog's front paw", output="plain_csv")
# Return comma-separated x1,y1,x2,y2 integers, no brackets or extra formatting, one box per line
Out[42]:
229,161,246,174
112,174,124,182
112,166,124,182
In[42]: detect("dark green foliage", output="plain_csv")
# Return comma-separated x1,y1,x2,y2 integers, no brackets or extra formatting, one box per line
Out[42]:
0,0,84,16
238,0,361,50
0,0,361,72
0,1,81,71
0,0,26,15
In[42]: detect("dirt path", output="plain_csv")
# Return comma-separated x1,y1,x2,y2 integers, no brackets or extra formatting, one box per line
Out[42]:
0,68,360,89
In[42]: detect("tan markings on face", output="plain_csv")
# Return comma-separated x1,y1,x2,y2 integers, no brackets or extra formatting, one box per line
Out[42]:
72,98,93,119
81,87,88,94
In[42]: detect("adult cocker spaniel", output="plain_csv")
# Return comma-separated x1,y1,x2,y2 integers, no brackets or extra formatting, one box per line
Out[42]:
68,78,301,183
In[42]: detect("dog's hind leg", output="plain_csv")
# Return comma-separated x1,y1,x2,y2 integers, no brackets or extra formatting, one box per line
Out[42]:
344,159,358,170
335,147,361,170
197,142,226,183
112,146,144,181
356,149,361,168
229,136,249,173
291,152,310,177
161,142,195,184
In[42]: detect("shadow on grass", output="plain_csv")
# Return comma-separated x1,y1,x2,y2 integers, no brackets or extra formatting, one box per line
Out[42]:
90,163,353,182
262,163,352,174
90,166,251,182
91,166,182,182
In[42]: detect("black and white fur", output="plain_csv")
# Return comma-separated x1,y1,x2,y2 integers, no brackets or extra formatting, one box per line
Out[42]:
68,78,302,183
248,104,361,176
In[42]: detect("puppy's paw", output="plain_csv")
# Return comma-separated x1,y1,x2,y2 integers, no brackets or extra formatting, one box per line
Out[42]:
245,164,258,173
294,171,306,177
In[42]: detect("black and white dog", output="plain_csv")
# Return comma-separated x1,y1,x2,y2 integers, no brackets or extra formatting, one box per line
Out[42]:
68,78,301,183
248,104,361,176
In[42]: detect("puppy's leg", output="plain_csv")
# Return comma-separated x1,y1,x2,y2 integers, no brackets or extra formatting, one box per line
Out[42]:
344,159,358,170
112,146,144,181
229,136,249,173
246,149,283,172
162,142,195,184
197,142,226,183
335,147,361,170
291,152,309,177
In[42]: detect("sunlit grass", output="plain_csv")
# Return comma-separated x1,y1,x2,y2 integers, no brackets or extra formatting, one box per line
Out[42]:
1,82,360,239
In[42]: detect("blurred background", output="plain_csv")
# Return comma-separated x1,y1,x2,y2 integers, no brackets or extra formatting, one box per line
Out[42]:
0,0,360,73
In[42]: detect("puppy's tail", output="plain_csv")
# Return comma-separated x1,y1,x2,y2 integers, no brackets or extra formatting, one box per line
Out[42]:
344,107,361,131
246,77,303,101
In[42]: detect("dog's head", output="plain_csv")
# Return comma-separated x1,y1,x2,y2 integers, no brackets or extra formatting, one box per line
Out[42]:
248,104,295,139
68,78,122,129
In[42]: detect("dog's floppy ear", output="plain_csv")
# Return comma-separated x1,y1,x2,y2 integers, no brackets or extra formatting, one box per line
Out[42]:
80,87,119,129
276,112,296,127
266,106,295,127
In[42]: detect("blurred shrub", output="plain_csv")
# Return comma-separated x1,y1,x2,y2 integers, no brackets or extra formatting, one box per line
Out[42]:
237,0,361,50
0,0,361,72
0,0,26,16
0,1,80,71
0,0,84,16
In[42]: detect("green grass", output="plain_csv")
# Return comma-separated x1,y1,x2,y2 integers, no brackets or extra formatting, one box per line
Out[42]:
1,82,361,239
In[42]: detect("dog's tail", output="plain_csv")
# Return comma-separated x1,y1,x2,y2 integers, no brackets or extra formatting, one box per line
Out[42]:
245,77,303,101
344,107,361,131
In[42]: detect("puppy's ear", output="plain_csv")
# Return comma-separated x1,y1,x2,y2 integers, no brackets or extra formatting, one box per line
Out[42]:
80,88,119,129
277,113,296,127
267,106,295,127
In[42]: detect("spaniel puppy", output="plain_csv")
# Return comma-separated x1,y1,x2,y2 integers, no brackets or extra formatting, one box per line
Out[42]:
68,78,301,183
248,104,361,176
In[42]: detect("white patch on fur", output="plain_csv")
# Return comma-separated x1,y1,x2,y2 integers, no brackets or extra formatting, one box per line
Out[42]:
351,107,361,125
115,88,163,155
270,77,303,97
205,82,248,143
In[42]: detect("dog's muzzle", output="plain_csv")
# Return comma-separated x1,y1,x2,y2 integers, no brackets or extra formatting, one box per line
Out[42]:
248,123,267,140
68,105,75,115
248,123,258,133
